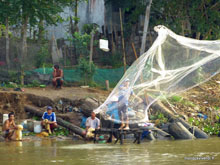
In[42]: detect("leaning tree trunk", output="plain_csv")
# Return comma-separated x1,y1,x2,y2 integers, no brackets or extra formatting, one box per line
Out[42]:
140,0,152,55
5,17,10,69
24,105,85,137
168,122,195,139
151,100,208,139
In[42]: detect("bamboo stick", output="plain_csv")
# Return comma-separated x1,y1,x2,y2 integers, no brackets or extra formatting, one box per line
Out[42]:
131,42,138,59
119,8,127,73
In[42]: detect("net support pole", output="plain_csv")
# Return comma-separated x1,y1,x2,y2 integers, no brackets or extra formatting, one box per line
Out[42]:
140,0,152,55
89,29,95,72
131,42,138,59
119,8,127,73
105,80,109,91
5,17,10,69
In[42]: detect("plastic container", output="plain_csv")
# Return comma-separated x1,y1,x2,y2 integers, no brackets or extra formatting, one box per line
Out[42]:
40,84,46,88
3,114,8,124
99,39,109,52
34,121,42,133
21,120,28,129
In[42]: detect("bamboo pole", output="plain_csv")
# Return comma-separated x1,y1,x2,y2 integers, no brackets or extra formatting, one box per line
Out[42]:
105,80,109,91
89,30,94,71
5,17,10,69
140,0,152,55
119,8,127,73
110,19,115,55
131,42,138,59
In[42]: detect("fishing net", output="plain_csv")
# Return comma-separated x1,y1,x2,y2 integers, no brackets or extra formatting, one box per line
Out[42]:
94,25,220,124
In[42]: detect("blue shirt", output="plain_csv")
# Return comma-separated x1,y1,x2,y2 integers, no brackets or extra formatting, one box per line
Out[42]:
42,112,56,122
118,85,133,106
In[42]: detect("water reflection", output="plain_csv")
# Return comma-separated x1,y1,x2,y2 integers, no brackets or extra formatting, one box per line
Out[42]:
0,138,220,164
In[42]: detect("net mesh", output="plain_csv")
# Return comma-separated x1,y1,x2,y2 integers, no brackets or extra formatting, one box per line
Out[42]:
94,25,220,124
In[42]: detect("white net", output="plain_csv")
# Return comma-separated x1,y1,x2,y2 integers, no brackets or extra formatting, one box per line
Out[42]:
94,25,220,124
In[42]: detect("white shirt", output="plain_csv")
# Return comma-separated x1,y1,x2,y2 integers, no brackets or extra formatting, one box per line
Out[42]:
86,117,100,129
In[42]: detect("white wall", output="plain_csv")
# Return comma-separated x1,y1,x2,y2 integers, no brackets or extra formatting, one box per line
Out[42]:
45,0,105,40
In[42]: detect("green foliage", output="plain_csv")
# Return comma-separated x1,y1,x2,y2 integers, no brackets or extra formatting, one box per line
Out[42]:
170,95,183,102
23,132,36,136
59,58,71,67
203,123,220,135
82,23,99,34
181,100,196,107
0,0,17,25
34,44,51,68
82,24,95,34
0,0,72,42
8,71,20,84
105,0,148,39
53,127,69,136
77,57,96,85
151,0,220,40
32,116,41,121
169,95,195,107
4,83,17,88
214,106,220,111
150,112,168,126
69,32,91,56
31,80,41,87
18,0,70,26
100,51,124,68
188,117,220,135
156,112,168,123
0,25,6,37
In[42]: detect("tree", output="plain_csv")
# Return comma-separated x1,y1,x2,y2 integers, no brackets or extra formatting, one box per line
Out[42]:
3,0,70,64
0,0,18,69
150,0,220,40
105,0,149,39
69,0,88,36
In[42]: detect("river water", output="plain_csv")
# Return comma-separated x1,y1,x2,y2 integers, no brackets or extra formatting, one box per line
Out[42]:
0,137,219,165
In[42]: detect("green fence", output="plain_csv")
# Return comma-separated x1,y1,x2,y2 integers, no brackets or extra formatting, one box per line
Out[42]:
25,67,126,87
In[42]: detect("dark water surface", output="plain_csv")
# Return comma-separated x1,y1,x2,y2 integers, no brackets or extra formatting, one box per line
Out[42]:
0,137,219,165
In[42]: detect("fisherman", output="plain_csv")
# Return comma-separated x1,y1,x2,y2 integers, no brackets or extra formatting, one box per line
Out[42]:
85,112,100,138
106,95,121,127
2,112,18,141
41,106,58,134
52,64,64,89
118,78,143,130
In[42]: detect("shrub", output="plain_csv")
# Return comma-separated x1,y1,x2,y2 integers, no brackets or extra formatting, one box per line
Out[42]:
34,44,51,68
100,51,124,68
70,32,91,57
77,57,96,85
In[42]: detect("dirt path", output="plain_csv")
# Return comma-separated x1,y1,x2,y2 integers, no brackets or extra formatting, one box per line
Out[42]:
3,86,110,101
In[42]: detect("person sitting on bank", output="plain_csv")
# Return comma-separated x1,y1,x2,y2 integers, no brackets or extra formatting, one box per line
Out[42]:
85,112,100,138
41,106,58,134
2,112,18,141
52,64,63,89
